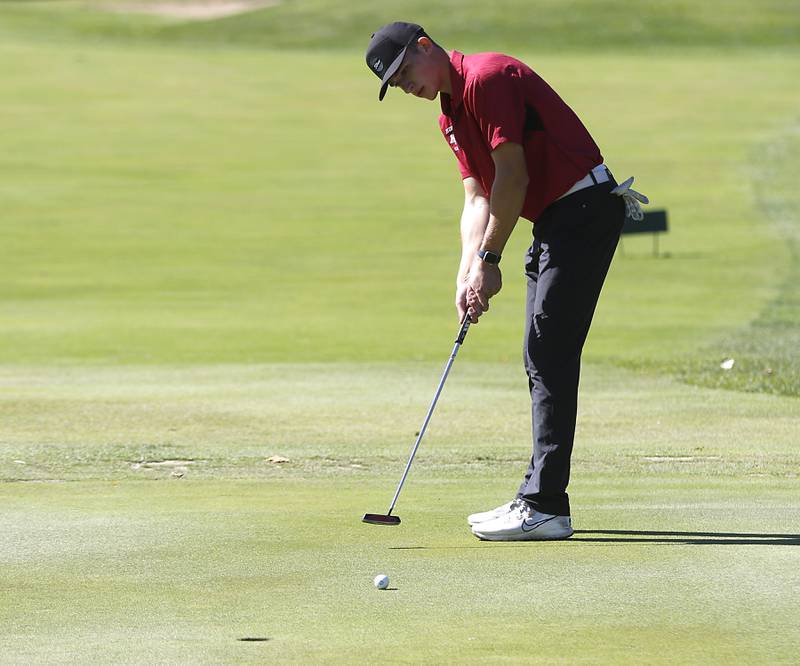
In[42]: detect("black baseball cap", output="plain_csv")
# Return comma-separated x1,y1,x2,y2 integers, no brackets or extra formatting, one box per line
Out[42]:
365,22,428,101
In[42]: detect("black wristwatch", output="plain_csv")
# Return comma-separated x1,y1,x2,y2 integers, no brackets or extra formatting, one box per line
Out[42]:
477,248,502,265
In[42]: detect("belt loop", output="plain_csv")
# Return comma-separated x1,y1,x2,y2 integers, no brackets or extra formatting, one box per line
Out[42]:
589,170,598,185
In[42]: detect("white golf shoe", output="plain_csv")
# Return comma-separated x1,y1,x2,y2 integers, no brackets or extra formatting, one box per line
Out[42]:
470,501,573,541
467,498,524,526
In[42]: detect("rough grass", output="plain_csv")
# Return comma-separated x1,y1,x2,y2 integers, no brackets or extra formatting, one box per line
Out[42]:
2,362,798,482
621,117,800,397
675,120,800,396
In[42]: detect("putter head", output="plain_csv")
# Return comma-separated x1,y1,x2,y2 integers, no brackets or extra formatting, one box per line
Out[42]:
362,513,401,526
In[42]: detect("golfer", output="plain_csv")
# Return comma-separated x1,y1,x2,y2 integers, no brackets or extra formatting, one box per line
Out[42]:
365,22,646,540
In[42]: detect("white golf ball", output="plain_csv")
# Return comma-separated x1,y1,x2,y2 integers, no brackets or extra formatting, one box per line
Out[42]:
373,574,389,590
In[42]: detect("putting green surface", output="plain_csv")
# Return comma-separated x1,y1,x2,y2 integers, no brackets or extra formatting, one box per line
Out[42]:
2,476,799,664
2,363,798,662
2,2,800,662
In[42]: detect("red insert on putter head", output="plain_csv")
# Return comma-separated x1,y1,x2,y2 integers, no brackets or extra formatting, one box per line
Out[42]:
362,513,401,526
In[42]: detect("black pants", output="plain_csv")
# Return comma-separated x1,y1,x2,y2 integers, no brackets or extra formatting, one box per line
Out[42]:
517,180,625,516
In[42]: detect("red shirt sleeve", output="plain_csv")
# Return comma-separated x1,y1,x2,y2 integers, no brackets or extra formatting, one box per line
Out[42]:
439,114,474,180
465,67,525,151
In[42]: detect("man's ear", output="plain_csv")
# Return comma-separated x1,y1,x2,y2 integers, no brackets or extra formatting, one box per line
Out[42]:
417,36,433,53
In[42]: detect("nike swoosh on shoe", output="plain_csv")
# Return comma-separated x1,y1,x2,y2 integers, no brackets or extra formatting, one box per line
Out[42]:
520,516,557,532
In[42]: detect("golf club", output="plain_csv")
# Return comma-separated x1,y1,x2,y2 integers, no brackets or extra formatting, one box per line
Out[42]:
362,312,473,526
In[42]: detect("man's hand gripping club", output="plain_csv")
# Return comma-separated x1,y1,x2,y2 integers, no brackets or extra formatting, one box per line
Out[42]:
457,260,502,323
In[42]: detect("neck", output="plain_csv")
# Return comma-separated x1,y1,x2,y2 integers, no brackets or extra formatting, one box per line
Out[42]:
438,49,453,95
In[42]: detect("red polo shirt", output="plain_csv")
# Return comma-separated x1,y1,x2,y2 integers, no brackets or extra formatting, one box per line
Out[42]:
439,50,602,222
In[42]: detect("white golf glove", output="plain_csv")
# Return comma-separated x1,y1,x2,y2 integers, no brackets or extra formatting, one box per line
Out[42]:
611,177,649,221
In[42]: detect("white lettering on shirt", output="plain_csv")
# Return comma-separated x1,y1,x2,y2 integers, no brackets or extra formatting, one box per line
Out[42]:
445,125,460,152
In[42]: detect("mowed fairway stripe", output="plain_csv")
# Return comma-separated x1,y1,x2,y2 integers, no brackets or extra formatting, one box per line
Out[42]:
1,40,799,367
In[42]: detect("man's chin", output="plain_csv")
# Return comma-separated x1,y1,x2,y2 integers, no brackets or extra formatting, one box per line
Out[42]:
414,85,436,101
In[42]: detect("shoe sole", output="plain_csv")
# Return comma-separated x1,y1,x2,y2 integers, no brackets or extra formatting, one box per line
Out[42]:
471,528,574,542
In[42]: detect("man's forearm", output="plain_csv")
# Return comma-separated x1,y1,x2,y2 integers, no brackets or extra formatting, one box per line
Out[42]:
457,196,490,283
481,171,528,255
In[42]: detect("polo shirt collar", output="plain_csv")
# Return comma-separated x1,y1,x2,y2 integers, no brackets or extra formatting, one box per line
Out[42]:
440,50,465,115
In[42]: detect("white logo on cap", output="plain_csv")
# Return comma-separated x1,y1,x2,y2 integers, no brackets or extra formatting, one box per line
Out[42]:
372,57,384,73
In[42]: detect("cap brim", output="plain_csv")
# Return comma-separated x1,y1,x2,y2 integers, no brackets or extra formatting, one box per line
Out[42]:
378,47,408,101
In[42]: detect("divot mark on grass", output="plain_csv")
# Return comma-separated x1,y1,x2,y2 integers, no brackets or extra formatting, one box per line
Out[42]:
130,459,198,470
130,460,198,477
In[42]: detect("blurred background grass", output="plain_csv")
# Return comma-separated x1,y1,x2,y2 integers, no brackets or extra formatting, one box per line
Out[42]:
2,0,800,50
1,1,799,395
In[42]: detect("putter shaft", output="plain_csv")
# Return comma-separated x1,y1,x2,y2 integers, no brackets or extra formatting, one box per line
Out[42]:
384,314,472,517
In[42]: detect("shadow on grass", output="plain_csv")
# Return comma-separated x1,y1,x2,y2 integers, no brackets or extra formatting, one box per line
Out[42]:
571,529,800,545
389,530,800,548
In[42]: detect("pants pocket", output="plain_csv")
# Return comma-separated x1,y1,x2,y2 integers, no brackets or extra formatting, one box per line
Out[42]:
532,311,549,340
525,239,542,275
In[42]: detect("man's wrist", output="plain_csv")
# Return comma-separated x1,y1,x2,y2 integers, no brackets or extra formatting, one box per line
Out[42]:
476,248,502,265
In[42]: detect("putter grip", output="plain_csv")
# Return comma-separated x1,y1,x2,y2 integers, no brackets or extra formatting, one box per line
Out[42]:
455,313,472,345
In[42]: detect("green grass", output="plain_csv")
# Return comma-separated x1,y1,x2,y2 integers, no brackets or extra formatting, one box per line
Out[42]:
2,363,799,482
3,0,800,51
2,477,799,664
674,119,800,395
1,363,799,662
2,41,800,374
2,1,800,662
